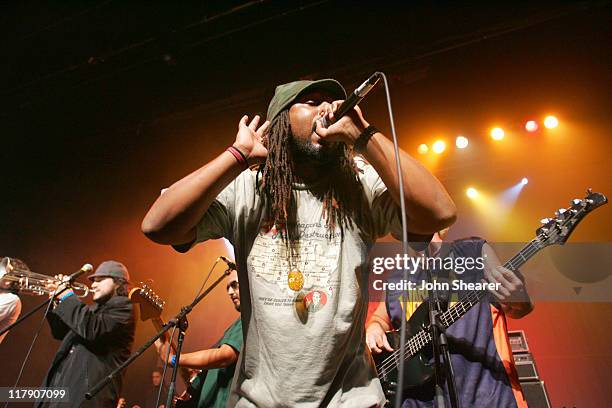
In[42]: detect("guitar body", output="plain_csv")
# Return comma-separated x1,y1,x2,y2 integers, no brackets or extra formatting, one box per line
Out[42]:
175,370,208,408
175,395,198,408
374,301,436,400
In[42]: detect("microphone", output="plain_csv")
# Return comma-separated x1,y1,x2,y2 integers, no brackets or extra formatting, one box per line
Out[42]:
320,72,381,128
67,263,93,282
219,256,237,270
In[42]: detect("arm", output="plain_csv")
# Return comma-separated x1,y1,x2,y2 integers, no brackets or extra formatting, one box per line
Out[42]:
156,341,239,370
141,116,269,245
315,105,456,234
482,243,534,319
365,301,394,354
46,311,70,340
0,295,22,343
43,281,73,340
52,295,134,342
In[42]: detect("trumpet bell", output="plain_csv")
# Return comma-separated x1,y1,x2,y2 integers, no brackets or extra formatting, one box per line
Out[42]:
0,257,90,298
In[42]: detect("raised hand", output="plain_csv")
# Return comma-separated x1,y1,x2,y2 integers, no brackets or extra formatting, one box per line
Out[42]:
233,114,270,164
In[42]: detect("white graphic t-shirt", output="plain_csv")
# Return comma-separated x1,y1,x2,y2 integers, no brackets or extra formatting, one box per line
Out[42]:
0,292,21,343
194,158,401,407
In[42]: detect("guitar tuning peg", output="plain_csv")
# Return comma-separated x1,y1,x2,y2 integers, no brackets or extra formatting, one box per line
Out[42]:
540,218,551,224
555,208,566,216
572,199,582,205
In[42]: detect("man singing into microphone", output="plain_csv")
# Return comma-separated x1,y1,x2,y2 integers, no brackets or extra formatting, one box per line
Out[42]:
37,261,135,408
142,78,456,407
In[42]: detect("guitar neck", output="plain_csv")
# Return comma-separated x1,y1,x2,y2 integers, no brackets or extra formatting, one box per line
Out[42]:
398,239,542,361
439,239,540,328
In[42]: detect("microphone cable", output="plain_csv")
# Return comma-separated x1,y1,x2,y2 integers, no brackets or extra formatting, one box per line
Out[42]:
375,71,411,408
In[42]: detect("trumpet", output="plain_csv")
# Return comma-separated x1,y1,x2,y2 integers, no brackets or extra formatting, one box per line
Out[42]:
0,257,90,298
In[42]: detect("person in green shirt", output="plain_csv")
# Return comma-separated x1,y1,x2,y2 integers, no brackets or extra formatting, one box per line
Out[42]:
155,266,242,408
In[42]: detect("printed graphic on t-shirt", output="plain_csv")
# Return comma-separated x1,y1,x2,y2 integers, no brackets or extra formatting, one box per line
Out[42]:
303,289,328,313
247,221,340,298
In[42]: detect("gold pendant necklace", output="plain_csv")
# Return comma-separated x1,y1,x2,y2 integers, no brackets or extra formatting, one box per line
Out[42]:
288,269,304,291
286,238,304,291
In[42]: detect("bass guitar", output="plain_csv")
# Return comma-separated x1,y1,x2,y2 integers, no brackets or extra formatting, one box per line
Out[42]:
374,189,607,400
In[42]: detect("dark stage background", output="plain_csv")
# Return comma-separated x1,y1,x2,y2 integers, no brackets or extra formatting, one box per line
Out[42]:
1,1,611,407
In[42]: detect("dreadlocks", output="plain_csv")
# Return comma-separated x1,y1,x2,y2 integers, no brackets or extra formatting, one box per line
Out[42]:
257,109,363,242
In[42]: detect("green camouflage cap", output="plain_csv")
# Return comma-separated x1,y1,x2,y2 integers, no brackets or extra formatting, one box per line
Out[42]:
266,79,346,123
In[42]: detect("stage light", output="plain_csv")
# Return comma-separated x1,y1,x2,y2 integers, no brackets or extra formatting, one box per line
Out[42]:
432,140,446,154
466,187,478,199
525,121,538,132
490,127,505,140
417,144,429,155
499,178,529,215
455,136,469,149
544,115,559,129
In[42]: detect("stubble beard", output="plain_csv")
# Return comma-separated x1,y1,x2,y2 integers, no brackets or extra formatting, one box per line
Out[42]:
289,123,343,165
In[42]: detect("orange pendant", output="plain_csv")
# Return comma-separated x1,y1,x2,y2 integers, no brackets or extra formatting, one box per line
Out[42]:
287,269,304,291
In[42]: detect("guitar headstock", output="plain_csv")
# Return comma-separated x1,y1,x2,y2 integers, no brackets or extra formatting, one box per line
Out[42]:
129,282,165,322
535,189,607,248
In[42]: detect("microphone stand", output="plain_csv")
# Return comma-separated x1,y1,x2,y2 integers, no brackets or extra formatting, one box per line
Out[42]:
165,314,188,408
425,248,460,408
85,267,232,401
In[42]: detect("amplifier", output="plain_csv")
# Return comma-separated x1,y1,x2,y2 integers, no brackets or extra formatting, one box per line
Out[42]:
508,330,529,353
520,380,552,408
513,352,539,381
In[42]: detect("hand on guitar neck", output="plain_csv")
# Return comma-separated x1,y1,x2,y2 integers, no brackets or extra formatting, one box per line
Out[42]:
154,335,179,366
481,243,534,318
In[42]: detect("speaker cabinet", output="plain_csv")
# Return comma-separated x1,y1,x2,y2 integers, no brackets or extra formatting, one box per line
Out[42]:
520,381,552,408
513,352,539,381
